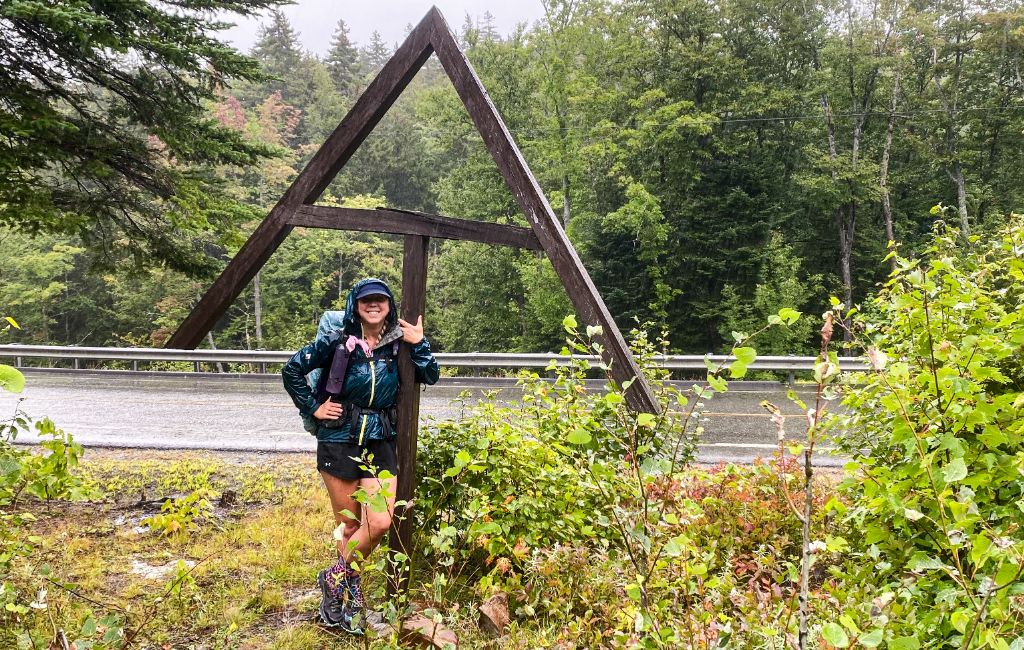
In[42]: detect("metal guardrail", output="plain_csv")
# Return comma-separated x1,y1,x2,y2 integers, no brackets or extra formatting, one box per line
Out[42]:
0,344,869,373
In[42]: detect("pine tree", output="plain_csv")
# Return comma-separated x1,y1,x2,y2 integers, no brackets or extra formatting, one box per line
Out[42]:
480,11,499,42
360,30,391,75
0,0,280,274
250,9,304,100
325,18,360,95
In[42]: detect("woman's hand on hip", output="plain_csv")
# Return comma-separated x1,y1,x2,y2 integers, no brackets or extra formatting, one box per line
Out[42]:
314,401,343,420
398,315,424,344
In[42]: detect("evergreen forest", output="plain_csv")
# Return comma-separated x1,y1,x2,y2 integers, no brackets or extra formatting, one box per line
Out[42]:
2,0,1023,354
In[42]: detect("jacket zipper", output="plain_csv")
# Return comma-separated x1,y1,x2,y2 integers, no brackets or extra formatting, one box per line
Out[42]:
358,358,377,445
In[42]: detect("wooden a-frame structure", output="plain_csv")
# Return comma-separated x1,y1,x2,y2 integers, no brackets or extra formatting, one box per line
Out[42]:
167,6,659,587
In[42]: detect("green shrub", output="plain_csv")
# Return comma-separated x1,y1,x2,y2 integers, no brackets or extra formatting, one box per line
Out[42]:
141,487,217,541
1,316,92,643
836,216,1024,647
412,316,814,646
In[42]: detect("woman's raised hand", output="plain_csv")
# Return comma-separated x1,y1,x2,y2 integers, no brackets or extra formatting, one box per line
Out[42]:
398,315,424,344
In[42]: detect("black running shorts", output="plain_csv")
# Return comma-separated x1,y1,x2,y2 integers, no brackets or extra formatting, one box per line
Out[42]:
316,438,399,481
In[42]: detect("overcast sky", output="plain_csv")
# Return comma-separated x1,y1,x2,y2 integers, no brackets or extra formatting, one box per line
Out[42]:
220,1,548,57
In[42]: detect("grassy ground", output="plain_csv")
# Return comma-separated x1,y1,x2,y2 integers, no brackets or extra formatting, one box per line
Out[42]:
5,448,849,649
5,449,490,649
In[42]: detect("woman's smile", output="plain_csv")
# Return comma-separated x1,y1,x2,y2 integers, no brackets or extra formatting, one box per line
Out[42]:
357,295,389,326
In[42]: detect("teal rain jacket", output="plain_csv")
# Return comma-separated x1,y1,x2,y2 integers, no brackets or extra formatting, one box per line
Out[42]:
282,278,439,444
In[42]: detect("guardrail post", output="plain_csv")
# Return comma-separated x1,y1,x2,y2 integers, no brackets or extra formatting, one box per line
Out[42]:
787,354,796,386
15,356,21,368
74,358,79,370
133,360,138,371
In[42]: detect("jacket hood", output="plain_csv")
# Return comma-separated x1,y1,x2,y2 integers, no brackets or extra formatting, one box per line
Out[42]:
342,277,398,336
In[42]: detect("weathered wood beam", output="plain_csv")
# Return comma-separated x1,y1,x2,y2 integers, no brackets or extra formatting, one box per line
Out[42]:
427,10,660,414
389,234,429,596
166,13,436,349
289,206,543,250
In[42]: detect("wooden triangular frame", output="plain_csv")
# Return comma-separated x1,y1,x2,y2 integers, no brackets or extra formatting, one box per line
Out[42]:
168,6,658,414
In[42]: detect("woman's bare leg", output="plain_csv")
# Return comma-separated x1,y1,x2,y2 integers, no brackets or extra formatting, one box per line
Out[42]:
342,476,397,564
320,472,397,562
320,471,360,557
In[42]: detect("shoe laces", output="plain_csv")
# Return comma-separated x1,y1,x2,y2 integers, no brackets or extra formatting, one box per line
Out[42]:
324,588,346,619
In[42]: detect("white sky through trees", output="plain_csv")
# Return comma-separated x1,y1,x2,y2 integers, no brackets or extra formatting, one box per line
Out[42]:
221,1,547,56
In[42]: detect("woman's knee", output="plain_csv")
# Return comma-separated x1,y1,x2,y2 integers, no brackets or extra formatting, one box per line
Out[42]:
367,511,393,541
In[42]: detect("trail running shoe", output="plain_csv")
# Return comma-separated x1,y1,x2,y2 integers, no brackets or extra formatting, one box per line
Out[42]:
317,570,346,628
341,571,365,635
338,601,365,636
346,570,365,609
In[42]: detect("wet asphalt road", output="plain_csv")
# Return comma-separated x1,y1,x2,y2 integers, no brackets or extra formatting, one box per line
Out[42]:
1,369,847,466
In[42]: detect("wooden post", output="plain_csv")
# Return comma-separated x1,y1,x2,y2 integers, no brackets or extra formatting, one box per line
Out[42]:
389,234,429,595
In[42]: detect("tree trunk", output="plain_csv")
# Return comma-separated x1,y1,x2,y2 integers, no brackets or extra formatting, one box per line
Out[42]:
253,269,263,348
839,205,855,313
950,162,969,236
932,41,970,238
880,72,900,270
561,174,571,227
338,252,344,304
205,331,225,373
820,92,855,343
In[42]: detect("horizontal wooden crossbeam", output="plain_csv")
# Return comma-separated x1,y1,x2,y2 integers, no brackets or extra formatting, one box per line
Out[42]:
289,206,543,250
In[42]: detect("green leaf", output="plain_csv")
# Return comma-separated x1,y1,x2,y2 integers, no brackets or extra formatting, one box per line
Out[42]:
4,317,18,329
909,554,946,571
729,360,749,379
567,428,592,445
562,315,577,331
733,347,756,364
707,374,728,392
663,537,683,557
636,413,656,428
839,615,860,635
625,583,641,602
0,365,25,394
972,533,993,566
826,536,850,553
950,609,972,634
80,616,97,636
904,508,925,522
858,629,884,648
942,458,968,482
996,560,1020,587
778,308,801,325
821,622,849,647
889,636,921,650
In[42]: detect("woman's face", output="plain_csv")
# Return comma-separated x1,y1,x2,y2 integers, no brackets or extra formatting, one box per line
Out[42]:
357,294,390,329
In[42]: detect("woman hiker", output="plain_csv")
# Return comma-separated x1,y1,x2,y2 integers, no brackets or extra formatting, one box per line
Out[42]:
282,278,439,633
